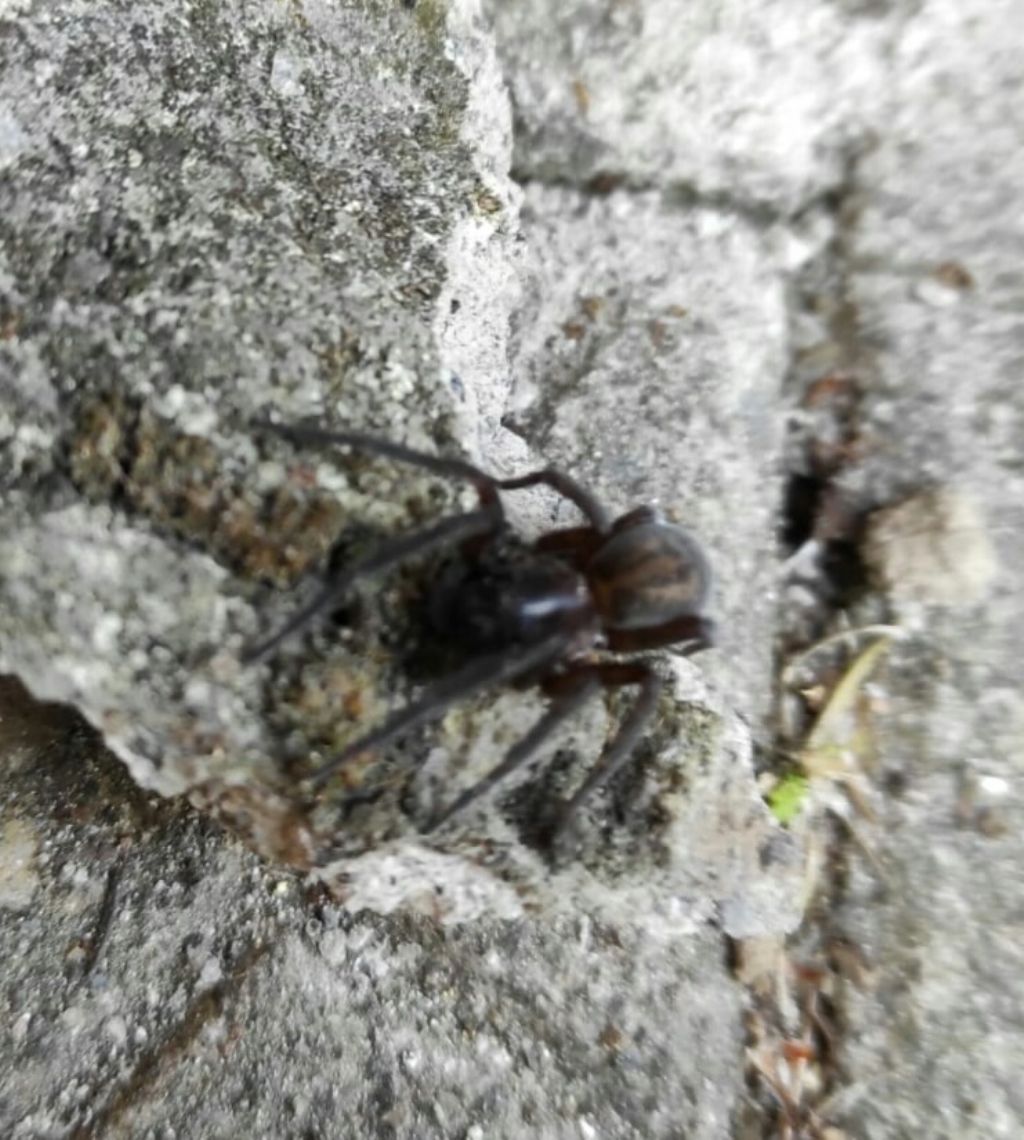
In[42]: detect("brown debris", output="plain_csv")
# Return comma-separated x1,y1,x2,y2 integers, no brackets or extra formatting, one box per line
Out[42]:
68,396,345,586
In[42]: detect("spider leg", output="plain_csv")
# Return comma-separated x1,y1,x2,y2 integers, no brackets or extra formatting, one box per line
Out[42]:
252,419,503,511
308,631,570,788
421,673,602,833
605,614,716,655
253,419,612,528
243,507,500,663
552,663,664,839
498,470,610,533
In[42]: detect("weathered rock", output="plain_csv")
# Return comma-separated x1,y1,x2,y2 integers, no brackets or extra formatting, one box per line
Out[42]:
821,2,1024,1134
0,0,798,938
3,0,1018,1136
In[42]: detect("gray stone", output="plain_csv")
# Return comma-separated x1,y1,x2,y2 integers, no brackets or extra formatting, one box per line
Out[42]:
820,1,1024,1135
0,705,744,1138
2,0,1021,1135
0,0,801,1136
485,0,892,215
863,488,1000,613
0,0,797,938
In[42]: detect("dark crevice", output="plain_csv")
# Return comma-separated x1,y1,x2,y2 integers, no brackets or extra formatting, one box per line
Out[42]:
510,154,875,232
70,940,274,1140
737,147,895,1139
781,473,826,551
511,165,802,228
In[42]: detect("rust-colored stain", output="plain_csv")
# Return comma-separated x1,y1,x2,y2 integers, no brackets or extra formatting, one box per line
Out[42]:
934,260,974,290
579,295,604,321
571,77,591,115
69,397,344,586
598,1023,624,1051
647,318,667,348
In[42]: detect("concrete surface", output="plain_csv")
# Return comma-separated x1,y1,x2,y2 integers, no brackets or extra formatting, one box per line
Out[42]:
0,0,797,933
0,688,741,1138
1,0,1021,1136
811,2,1024,1135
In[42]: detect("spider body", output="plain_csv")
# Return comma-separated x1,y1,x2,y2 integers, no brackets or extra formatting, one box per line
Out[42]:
246,421,715,841
585,512,712,636
427,538,596,657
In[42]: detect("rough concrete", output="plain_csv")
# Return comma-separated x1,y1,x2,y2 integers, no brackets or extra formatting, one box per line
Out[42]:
0,0,798,1135
0,687,741,1138
0,0,799,932
1,0,1021,1137
811,2,1024,1135
484,0,891,215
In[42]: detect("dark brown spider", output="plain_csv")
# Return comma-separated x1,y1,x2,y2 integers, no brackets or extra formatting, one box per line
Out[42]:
245,420,715,841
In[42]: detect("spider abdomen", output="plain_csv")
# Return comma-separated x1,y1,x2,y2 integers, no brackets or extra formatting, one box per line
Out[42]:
587,522,710,632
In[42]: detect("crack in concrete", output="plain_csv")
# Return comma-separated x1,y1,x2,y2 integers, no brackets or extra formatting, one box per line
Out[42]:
69,938,275,1140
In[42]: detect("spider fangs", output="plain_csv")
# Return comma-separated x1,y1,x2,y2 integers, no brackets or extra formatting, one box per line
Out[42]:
245,421,715,843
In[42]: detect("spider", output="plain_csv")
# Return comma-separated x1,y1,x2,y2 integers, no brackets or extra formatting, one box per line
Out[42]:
245,420,715,842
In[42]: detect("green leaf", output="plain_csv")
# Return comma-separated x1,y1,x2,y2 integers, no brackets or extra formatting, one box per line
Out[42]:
767,772,810,824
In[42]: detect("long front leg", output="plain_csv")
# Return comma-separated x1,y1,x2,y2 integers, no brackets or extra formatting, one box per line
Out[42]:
254,419,615,530
421,672,602,834
253,419,504,511
244,507,500,663
498,470,610,533
551,663,664,840
308,632,570,788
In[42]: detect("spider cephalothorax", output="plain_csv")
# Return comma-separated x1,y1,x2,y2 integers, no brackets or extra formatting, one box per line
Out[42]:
246,421,715,841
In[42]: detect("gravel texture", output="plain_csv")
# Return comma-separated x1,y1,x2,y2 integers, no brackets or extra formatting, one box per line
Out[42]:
1,0,1021,1136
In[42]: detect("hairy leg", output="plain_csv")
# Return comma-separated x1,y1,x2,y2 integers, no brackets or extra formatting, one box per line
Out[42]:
421,672,602,833
307,632,570,787
243,508,499,663
552,663,664,839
